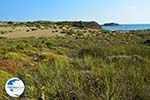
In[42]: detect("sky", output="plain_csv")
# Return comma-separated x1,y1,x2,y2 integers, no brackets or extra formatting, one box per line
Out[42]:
0,0,150,24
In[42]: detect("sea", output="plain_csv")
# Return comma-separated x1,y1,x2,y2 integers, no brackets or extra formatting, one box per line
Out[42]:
102,24,150,31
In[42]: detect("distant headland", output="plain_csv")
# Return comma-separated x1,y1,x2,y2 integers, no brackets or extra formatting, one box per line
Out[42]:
103,22,119,26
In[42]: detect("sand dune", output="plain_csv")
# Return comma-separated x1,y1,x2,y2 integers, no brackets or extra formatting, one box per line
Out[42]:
0,26,65,39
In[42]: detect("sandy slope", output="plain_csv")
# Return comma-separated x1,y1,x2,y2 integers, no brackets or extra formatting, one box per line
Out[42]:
0,26,65,39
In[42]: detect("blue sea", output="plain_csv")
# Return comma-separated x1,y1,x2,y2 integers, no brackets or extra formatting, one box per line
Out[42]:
102,24,150,31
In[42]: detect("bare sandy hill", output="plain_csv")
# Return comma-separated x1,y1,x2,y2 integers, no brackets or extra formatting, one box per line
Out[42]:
0,26,65,39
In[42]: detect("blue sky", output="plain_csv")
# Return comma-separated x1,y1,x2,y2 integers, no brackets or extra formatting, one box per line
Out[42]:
0,0,150,24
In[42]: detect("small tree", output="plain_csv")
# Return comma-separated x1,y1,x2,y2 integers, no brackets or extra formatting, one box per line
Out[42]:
7,21,14,24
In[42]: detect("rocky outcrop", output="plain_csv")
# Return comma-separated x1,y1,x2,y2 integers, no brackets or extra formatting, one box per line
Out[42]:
103,22,119,26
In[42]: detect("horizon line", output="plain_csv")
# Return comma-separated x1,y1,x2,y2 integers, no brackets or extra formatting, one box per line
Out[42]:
0,20,150,25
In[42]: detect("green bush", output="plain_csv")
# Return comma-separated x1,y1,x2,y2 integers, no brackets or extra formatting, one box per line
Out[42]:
44,40,56,47
0,31,6,34
0,70,13,99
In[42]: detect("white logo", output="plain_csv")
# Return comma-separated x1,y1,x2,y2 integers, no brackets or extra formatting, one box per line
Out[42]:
5,77,25,97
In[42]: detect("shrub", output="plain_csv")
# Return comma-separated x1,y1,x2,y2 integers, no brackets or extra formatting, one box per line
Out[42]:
144,40,150,46
31,28,37,31
0,70,12,99
0,31,6,34
66,29,76,35
7,21,14,24
43,39,56,47
26,30,30,32
60,29,67,34
40,52,55,60
78,45,106,58
0,60,17,73
5,52,29,63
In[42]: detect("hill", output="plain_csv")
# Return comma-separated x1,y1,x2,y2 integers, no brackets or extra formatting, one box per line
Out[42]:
0,21,102,30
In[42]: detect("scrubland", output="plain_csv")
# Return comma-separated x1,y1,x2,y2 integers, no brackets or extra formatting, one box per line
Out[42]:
0,22,150,100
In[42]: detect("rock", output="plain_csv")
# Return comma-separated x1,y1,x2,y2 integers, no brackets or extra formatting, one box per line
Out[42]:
106,55,145,62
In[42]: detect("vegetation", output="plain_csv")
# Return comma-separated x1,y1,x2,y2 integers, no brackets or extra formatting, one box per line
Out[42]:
0,70,13,99
0,31,7,34
0,24,149,99
0,21,101,29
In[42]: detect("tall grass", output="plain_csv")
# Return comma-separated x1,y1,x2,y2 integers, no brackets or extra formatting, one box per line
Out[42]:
18,53,149,100
0,30,149,99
